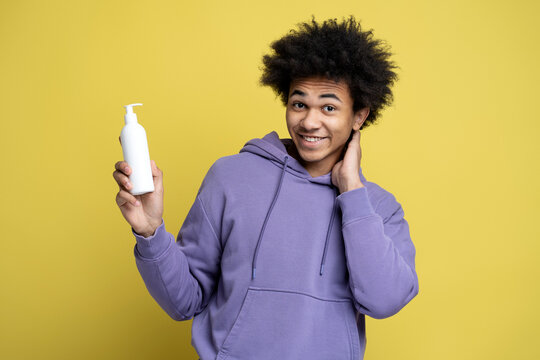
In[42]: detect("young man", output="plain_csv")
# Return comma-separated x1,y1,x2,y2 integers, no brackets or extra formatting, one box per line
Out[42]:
113,16,419,360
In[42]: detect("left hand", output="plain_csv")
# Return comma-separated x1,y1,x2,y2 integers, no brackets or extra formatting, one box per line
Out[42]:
331,130,364,194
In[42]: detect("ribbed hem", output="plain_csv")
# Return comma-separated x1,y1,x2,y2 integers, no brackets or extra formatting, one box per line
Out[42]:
336,187,376,225
132,218,171,259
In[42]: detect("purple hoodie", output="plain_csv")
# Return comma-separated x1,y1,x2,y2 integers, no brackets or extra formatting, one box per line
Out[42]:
132,131,419,360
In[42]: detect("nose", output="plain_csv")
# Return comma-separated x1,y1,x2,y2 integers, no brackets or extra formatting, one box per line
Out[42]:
300,108,322,131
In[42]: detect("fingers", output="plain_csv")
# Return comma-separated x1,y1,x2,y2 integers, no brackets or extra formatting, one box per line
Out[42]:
347,130,359,145
342,130,361,167
114,160,161,192
114,161,131,175
346,130,360,149
355,131,361,151
356,131,362,165
116,188,140,207
113,161,132,191
113,171,132,192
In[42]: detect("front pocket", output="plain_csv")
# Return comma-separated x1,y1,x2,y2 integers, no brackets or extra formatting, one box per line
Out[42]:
216,287,359,360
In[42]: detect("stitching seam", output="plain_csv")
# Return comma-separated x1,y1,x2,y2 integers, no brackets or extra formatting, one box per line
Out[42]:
154,260,189,320
197,194,220,244
342,214,380,228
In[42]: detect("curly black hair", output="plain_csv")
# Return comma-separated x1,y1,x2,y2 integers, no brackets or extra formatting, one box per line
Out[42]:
260,16,399,128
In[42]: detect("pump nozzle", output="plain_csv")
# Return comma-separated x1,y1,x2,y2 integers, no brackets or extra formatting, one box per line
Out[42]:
124,103,143,124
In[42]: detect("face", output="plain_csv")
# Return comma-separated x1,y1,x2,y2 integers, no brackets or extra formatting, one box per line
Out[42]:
285,76,370,177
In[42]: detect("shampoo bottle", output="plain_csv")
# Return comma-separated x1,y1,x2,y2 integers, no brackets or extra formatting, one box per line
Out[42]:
120,103,155,195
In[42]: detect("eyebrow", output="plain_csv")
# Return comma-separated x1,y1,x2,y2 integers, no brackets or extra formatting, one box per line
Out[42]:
290,89,342,103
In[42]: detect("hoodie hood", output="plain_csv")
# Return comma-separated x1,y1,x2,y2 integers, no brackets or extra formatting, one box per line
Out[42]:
239,131,368,279
239,131,367,186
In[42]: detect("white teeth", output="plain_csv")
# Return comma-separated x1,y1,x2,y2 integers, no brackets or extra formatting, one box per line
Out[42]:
302,135,323,142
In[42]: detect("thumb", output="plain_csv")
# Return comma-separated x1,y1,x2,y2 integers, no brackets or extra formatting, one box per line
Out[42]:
150,160,160,177
150,160,164,193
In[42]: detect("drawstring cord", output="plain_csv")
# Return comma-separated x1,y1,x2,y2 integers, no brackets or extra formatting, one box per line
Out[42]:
320,187,338,276
252,155,290,279
251,155,339,279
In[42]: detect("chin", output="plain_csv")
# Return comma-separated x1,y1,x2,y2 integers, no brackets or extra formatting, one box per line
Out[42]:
297,151,323,163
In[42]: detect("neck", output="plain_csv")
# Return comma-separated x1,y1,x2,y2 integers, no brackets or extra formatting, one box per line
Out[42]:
285,140,346,178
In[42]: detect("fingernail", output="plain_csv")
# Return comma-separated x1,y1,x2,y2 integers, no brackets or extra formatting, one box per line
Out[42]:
135,200,140,206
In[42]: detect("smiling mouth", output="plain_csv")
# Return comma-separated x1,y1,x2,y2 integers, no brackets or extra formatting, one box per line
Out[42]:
300,134,326,142
298,134,327,147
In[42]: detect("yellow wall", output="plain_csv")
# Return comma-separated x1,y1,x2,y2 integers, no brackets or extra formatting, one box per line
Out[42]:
1,0,539,359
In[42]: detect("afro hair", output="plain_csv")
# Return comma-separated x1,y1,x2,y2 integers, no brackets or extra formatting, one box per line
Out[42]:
260,16,399,129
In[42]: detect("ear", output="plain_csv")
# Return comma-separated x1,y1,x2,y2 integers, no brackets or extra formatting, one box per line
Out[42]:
352,107,370,131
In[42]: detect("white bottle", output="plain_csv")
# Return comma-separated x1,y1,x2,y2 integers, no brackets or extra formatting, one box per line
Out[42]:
120,103,155,195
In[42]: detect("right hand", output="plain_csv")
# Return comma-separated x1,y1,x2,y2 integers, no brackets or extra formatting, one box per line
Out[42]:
113,136,164,237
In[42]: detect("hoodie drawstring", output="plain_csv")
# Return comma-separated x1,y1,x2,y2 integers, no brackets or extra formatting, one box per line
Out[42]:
251,155,339,279
252,155,290,279
320,187,339,276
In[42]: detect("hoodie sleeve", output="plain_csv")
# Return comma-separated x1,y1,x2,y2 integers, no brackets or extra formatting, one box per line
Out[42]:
132,163,224,321
336,186,419,319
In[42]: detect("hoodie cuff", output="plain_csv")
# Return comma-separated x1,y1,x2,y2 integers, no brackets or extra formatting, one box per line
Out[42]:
132,219,171,259
336,187,376,226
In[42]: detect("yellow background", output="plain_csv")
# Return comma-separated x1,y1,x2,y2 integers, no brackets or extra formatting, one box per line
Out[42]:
1,0,539,359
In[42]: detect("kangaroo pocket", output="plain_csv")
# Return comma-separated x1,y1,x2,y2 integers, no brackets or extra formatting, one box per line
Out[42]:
216,286,360,360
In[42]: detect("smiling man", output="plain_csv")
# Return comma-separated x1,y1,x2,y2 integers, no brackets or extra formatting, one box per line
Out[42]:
114,16,419,360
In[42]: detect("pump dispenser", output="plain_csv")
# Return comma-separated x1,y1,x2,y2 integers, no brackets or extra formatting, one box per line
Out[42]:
124,103,141,123
120,103,155,195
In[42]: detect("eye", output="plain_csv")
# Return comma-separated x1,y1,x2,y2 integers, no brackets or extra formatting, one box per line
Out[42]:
323,105,336,112
292,102,305,109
